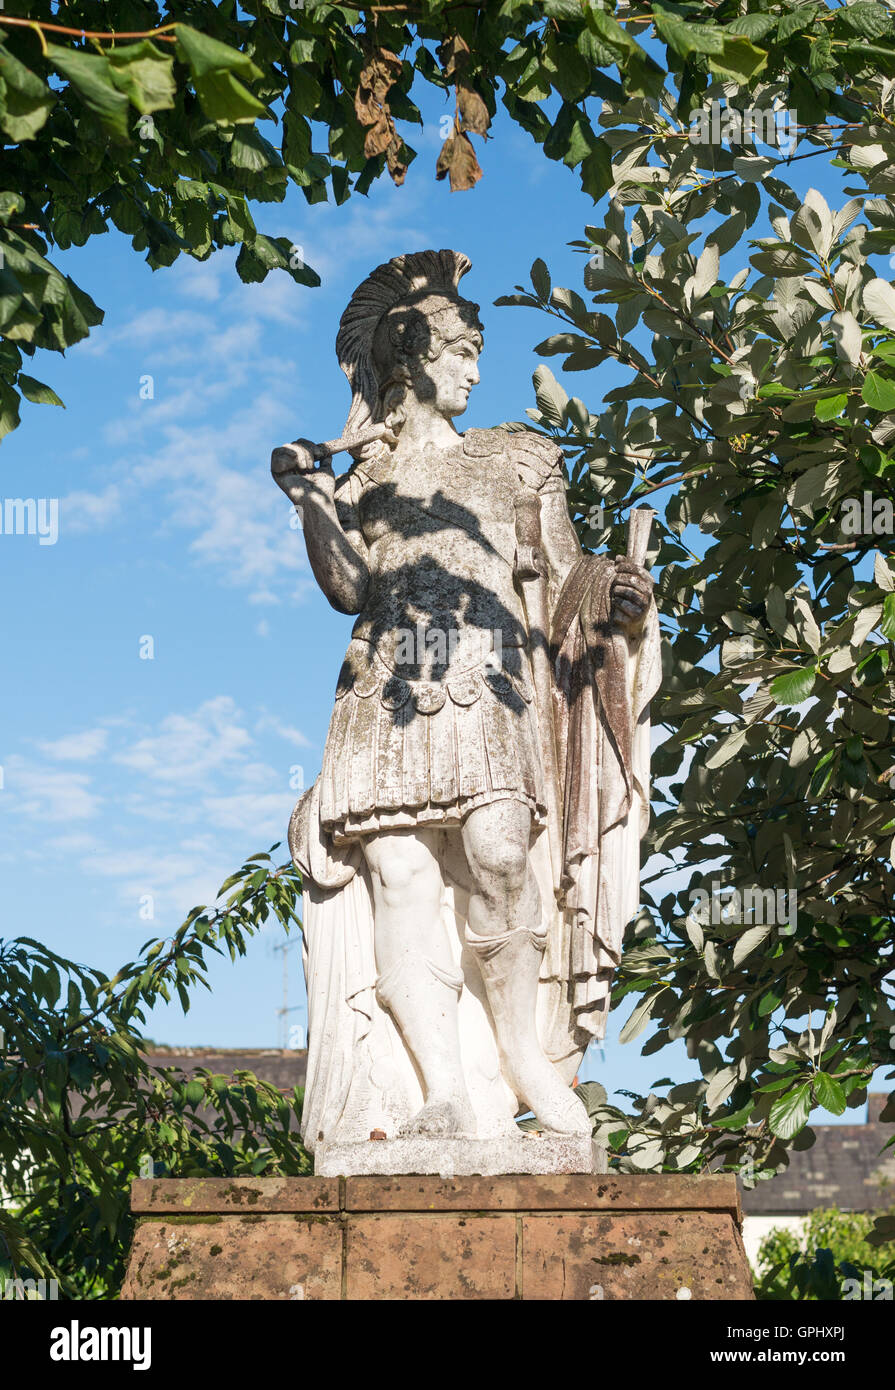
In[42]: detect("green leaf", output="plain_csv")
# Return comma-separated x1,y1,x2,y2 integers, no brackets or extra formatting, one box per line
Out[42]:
862,369,895,412
705,726,747,769
777,5,819,43
881,593,895,641
619,986,668,1044
583,7,641,58
864,278,895,332
46,44,130,143
769,1083,813,1139
771,668,816,706
580,144,613,202
840,2,892,40
175,25,267,125
709,36,768,85
108,41,176,115
235,235,319,288
732,925,770,967
530,258,551,300
758,983,784,1017
815,392,848,421
231,125,283,173
652,11,724,59
813,1072,847,1116
16,374,63,407
0,42,55,142
713,1102,755,1130
532,364,568,425
544,102,595,168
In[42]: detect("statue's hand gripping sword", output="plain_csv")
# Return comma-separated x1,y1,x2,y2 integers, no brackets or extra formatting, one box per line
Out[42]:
271,422,397,498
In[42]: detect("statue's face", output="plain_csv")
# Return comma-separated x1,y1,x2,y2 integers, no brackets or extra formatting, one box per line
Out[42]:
408,331,482,419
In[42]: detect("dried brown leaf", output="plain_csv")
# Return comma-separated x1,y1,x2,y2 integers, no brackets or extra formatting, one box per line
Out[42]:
435,130,482,192
458,81,490,136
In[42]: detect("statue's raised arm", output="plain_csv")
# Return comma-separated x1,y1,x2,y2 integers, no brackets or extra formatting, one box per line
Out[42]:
270,424,396,615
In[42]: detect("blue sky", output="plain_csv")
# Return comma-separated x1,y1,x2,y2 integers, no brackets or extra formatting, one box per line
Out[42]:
0,81,878,1113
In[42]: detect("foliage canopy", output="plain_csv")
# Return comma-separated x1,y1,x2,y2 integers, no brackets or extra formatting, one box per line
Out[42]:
3,0,895,432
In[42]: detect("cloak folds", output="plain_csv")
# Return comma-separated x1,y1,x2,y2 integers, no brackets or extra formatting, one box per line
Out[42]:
544,555,662,1047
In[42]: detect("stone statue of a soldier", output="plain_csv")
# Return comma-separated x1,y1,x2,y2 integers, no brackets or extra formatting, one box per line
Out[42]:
272,250,660,1174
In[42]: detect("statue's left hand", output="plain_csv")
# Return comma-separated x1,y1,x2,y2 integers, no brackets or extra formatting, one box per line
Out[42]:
610,558,653,633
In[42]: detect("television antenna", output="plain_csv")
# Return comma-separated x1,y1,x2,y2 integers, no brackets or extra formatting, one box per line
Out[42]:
271,938,307,1050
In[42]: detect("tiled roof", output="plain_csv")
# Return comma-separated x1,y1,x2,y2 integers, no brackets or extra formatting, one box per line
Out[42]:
68,1048,308,1129
144,1047,308,1091
740,1094,895,1214
136,1047,309,1137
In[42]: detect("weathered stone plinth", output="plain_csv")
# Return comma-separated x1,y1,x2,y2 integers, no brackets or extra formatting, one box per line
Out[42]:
121,1174,754,1300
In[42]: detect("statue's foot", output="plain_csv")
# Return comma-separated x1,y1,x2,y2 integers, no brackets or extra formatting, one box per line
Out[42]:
399,1096,476,1138
511,1054,591,1136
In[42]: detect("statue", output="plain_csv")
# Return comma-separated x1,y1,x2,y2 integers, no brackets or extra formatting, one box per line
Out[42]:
272,250,661,1175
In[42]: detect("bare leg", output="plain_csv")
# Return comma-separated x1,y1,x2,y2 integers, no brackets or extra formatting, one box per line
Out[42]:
461,800,589,1135
364,829,475,1136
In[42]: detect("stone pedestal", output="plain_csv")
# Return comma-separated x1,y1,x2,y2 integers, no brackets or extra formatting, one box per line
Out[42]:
121,1173,754,1300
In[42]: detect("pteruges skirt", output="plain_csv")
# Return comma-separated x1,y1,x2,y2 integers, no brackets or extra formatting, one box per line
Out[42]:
318,639,546,842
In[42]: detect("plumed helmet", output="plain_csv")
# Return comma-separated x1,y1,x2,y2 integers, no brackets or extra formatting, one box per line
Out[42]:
336,250,482,455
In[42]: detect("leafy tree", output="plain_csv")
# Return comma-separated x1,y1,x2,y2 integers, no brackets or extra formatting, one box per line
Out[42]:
754,1206,895,1299
4,0,894,436
496,16,895,1184
0,849,308,1299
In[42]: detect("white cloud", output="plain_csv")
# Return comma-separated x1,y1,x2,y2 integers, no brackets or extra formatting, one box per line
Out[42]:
5,695,304,924
255,711,311,748
202,790,294,838
83,306,216,359
172,256,226,304
81,838,236,926
58,385,307,598
222,271,313,327
288,184,435,290
60,484,123,534
8,761,100,821
37,728,109,761
54,832,101,854
114,696,254,786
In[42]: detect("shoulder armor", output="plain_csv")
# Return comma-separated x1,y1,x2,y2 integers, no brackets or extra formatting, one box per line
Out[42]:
462,427,509,457
508,431,565,492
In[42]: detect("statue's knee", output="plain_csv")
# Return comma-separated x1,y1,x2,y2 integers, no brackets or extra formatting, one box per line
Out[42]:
468,838,528,897
369,843,438,908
